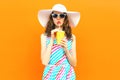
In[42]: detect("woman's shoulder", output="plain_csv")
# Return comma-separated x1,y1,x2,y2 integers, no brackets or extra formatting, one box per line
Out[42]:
71,34,76,42
72,34,76,38
41,33,47,39
72,34,76,39
41,33,51,40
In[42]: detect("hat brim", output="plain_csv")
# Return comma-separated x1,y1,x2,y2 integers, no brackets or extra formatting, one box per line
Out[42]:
38,9,80,27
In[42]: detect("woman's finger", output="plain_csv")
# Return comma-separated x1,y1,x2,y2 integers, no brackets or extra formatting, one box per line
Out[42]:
60,40,67,48
60,40,66,44
61,39,67,43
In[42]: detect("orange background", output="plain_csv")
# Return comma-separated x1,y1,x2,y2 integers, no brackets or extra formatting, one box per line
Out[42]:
0,0,120,80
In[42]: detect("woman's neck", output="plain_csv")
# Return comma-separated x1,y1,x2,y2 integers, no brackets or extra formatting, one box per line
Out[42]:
56,26,63,30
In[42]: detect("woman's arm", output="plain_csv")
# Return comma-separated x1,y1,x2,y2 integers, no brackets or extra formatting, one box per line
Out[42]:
61,34,77,67
40,28,59,65
40,33,54,65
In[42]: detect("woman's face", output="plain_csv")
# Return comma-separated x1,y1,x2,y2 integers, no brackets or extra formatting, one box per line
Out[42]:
51,11,66,27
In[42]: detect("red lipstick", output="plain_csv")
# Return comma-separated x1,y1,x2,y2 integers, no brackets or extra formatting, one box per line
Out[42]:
57,21,61,24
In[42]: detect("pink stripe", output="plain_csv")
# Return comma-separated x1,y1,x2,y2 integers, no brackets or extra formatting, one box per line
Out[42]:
44,66,55,80
56,57,66,65
51,46,60,53
55,55,65,65
57,68,65,79
55,55,66,65
69,49,72,53
56,67,65,79
66,67,72,79
55,55,67,79
44,55,66,79
56,67,63,79
51,44,58,50
51,44,60,49
67,70,72,77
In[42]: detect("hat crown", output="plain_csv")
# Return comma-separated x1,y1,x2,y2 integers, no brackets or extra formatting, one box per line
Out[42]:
52,4,67,12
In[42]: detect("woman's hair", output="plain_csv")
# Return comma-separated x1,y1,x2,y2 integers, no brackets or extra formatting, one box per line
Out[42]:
44,12,72,40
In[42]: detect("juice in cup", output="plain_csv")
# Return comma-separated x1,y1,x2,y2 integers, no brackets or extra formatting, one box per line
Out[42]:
56,31,65,44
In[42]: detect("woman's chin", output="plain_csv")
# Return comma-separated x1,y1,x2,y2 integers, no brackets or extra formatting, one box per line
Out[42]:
56,24,62,27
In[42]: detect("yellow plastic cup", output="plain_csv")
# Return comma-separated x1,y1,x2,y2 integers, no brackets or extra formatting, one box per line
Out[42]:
56,31,65,44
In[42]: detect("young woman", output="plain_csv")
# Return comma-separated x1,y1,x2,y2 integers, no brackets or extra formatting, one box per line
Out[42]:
38,4,80,80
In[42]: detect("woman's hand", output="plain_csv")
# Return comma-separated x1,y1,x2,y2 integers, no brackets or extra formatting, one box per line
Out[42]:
59,38,68,50
51,29,59,39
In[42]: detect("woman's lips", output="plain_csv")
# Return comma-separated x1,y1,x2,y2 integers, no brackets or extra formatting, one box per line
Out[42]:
57,21,61,24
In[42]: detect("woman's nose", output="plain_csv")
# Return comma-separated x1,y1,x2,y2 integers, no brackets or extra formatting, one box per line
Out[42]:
56,16,61,20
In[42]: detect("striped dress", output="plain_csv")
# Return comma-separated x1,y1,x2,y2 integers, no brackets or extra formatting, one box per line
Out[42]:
42,36,76,80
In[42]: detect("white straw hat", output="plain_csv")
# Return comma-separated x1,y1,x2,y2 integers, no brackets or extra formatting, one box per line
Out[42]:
38,4,80,27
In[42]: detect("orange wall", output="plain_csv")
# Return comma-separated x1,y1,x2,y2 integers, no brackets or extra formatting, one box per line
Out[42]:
0,0,120,80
